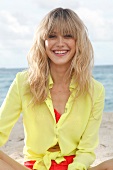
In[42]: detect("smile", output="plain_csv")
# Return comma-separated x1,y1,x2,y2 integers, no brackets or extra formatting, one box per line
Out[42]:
53,50,68,54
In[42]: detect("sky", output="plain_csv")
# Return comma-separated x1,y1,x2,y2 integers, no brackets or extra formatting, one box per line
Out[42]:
0,0,113,68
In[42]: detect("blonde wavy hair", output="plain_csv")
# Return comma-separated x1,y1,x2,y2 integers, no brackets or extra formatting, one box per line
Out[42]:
27,7,94,104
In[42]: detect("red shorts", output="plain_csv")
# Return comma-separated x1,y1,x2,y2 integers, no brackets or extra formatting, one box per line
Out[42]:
24,155,75,170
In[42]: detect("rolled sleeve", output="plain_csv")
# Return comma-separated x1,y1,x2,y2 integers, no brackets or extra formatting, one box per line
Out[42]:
0,73,22,146
68,84,105,170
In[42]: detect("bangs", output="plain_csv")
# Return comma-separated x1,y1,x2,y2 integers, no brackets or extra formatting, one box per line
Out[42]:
42,9,77,39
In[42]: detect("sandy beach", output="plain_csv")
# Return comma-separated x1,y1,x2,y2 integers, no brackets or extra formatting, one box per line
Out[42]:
1,112,113,167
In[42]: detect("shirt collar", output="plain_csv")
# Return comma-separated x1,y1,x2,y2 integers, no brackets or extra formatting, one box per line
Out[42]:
49,74,54,89
49,74,76,90
69,76,77,89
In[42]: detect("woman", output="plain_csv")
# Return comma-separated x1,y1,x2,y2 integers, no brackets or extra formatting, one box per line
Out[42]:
0,8,105,170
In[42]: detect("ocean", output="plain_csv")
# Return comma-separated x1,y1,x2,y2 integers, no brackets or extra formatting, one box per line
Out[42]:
0,66,113,112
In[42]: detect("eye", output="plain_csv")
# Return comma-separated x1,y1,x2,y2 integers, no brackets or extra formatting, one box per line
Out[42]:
64,34,73,38
48,34,56,39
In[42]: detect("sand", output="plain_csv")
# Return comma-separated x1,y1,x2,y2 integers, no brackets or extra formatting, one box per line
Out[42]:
1,112,113,166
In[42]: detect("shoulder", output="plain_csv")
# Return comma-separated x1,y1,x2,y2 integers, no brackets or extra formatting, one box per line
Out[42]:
15,70,28,82
92,78,104,91
91,77,105,100
13,70,30,96
14,70,29,90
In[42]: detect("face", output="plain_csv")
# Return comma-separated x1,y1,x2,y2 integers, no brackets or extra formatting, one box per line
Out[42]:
45,31,76,67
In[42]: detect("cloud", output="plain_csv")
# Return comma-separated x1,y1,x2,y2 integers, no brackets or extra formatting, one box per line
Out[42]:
0,10,33,68
0,39,29,68
30,1,113,41
76,7,113,41
93,41,113,65
32,0,80,9
1,2,113,42
0,0,113,67
0,10,31,39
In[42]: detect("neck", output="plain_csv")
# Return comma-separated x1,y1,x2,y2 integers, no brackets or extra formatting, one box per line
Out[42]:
50,63,71,84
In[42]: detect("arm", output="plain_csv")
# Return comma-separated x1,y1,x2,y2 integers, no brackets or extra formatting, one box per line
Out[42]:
68,84,105,170
0,73,22,146
89,159,113,170
0,150,29,170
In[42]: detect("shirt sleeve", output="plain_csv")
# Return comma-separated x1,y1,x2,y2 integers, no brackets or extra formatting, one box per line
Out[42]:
68,84,105,170
0,73,22,146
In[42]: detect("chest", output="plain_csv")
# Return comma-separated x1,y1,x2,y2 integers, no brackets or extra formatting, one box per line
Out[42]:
50,86,70,115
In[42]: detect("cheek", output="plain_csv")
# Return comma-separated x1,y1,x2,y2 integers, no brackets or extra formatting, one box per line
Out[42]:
72,40,76,47
68,39,76,48
71,41,76,52
45,39,54,50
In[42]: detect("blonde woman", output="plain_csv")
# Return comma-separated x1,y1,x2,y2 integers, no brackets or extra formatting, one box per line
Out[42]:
0,8,105,170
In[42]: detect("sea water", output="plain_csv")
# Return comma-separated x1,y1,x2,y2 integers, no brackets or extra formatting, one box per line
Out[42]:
0,66,113,112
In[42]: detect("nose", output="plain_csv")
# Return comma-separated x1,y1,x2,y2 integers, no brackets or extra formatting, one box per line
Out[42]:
56,36,65,47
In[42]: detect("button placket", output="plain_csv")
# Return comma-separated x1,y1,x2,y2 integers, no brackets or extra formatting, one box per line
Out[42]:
45,98,55,121
55,124,59,138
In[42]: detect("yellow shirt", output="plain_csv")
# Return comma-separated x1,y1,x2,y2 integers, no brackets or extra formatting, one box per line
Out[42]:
0,71,105,170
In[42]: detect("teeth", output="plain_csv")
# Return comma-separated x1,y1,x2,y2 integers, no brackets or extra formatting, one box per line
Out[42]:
54,51,67,54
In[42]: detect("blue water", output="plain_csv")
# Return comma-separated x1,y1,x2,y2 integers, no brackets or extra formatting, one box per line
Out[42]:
93,65,113,112
0,66,113,112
